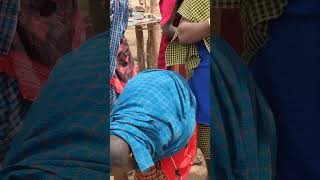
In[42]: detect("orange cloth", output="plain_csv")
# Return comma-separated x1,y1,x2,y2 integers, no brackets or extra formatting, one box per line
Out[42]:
160,125,197,180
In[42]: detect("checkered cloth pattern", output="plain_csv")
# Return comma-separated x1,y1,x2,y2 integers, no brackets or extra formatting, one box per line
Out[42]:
197,124,210,160
0,0,20,54
0,0,85,101
134,163,167,180
0,73,31,166
165,0,210,79
111,70,196,172
110,0,129,105
16,0,84,65
214,0,288,62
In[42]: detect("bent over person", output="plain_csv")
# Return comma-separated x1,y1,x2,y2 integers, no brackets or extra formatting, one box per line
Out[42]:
110,70,198,180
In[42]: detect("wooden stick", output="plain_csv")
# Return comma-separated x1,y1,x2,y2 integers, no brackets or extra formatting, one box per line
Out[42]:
135,26,147,71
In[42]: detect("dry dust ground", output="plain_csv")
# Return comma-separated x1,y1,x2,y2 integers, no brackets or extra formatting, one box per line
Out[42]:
127,149,208,180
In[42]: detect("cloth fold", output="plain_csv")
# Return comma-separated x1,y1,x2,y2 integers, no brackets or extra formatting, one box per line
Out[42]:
211,35,277,180
110,70,196,172
0,32,109,179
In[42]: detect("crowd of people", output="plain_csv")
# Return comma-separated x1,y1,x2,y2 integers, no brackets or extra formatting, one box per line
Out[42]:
111,0,320,180
0,0,320,179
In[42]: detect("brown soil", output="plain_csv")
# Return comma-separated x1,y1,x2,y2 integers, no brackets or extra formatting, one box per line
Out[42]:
126,149,208,180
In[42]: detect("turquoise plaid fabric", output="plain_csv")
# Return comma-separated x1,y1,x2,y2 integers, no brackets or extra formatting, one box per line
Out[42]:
0,0,20,54
211,35,277,180
0,32,109,179
110,70,196,172
110,0,129,105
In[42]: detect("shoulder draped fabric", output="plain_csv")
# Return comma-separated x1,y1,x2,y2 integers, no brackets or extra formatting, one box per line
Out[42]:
110,70,196,172
165,0,210,78
0,0,85,167
214,0,288,62
211,35,277,180
0,32,109,179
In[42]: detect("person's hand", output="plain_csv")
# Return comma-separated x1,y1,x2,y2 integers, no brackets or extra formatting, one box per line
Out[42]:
163,25,177,41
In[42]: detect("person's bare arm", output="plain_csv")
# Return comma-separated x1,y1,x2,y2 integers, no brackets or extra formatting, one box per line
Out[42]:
110,135,135,180
177,18,210,45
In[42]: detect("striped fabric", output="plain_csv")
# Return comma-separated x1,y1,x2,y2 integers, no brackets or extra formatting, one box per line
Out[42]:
165,0,210,78
0,0,20,54
111,70,196,172
110,0,129,105
0,73,31,166
214,0,288,62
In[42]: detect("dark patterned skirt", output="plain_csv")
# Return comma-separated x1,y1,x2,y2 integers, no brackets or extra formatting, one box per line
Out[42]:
0,73,31,165
134,163,167,180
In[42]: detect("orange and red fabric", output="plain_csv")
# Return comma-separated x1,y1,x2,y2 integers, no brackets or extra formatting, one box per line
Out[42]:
110,37,137,94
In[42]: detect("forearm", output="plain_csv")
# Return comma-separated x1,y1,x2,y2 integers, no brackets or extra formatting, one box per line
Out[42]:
177,19,210,45
161,1,180,41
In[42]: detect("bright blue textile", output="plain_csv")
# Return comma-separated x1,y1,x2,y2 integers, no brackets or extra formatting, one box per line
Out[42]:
188,41,210,125
110,70,196,172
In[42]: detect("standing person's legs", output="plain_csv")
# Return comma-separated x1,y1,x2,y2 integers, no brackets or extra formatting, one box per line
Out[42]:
197,124,211,178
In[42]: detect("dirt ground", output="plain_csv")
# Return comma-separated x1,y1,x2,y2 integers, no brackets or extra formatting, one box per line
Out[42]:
125,0,162,64
127,149,208,180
